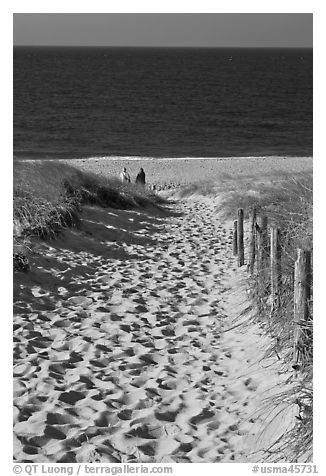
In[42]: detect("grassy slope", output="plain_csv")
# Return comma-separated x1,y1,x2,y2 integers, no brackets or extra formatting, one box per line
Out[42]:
14,161,166,237
13,160,166,269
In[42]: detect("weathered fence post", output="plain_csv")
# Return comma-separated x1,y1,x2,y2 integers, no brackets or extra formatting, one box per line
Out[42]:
248,207,257,274
256,215,268,296
270,226,282,310
293,248,312,364
237,209,244,267
233,220,238,256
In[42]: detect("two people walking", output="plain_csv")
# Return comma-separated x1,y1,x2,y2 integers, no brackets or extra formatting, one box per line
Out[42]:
120,167,146,187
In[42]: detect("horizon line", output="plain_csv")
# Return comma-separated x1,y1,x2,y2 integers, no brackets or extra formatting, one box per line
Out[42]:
13,44,313,49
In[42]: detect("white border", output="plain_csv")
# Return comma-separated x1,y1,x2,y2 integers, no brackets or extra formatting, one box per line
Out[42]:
3,3,322,473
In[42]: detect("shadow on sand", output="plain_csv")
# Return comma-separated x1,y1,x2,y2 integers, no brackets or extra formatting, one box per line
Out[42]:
13,202,181,313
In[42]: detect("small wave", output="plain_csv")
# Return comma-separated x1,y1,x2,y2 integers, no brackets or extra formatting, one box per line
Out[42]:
70,155,312,162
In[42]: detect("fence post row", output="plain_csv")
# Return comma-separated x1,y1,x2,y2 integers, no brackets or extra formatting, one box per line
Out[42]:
233,209,312,365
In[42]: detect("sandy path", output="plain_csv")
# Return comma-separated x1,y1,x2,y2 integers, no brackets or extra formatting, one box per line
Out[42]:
13,196,293,463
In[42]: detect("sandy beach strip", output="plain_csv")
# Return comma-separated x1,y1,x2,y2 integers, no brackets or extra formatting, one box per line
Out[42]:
58,155,313,188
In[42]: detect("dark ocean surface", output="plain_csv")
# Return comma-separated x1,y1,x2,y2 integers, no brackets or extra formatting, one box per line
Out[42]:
13,46,313,160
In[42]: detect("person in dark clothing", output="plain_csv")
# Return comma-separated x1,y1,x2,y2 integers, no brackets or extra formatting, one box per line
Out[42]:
135,167,146,186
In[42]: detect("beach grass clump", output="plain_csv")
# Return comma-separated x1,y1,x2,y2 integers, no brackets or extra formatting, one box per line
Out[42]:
14,160,163,239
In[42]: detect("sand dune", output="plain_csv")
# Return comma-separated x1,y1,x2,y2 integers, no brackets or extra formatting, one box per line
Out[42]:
14,188,296,462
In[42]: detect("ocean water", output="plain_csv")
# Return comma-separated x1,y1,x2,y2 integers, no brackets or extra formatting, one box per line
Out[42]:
13,46,313,160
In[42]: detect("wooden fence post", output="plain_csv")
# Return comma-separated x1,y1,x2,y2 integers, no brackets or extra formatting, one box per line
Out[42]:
293,248,312,364
237,209,244,267
233,220,238,256
270,227,282,309
256,215,268,296
248,207,256,274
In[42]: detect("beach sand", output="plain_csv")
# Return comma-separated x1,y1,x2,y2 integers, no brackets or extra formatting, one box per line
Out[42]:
13,157,312,463
65,155,312,190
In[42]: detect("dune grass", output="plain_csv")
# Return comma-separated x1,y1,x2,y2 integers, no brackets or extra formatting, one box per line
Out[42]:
13,160,165,270
180,169,313,462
